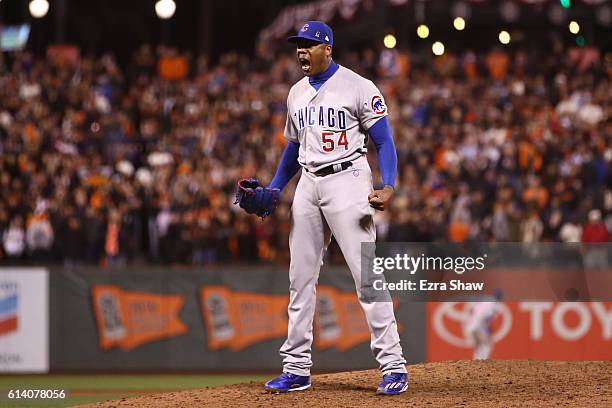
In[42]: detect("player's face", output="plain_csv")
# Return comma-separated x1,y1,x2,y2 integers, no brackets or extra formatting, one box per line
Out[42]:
295,39,331,76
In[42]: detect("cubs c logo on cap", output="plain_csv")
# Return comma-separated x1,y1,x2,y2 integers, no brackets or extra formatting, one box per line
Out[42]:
288,21,334,46
371,96,386,115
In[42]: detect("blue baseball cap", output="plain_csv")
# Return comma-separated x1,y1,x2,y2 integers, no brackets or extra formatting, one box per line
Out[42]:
288,21,333,46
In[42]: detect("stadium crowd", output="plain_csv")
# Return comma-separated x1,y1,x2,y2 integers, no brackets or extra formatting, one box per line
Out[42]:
0,42,610,266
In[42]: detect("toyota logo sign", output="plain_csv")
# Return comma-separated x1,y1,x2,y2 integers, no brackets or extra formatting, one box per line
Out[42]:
432,302,512,348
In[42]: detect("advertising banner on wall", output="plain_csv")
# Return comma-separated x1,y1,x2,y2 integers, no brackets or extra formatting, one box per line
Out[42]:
0,268,49,373
200,286,288,351
91,285,188,351
427,301,612,361
199,285,399,353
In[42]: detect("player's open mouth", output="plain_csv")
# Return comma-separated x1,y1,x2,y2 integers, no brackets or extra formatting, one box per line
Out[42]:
299,57,311,71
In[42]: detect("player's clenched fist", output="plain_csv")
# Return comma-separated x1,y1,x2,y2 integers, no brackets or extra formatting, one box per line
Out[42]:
368,185,394,211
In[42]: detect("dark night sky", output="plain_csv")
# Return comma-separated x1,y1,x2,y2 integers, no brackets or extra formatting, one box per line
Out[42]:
0,0,609,63
0,0,305,61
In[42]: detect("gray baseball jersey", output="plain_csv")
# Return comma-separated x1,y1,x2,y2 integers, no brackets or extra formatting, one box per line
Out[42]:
279,64,407,377
284,65,389,171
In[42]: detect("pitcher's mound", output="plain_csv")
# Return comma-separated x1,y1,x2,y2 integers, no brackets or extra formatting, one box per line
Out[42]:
80,360,611,407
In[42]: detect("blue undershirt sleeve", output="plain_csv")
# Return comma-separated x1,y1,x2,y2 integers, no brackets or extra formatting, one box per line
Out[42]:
269,140,301,191
368,116,398,188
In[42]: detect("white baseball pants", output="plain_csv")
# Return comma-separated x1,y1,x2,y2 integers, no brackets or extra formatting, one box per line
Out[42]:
280,156,407,376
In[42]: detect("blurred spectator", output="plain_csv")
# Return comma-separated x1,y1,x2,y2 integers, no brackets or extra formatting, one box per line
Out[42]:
521,208,543,243
25,202,54,260
105,209,126,268
582,209,609,269
490,203,509,242
559,221,583,243
582,209,609,243
157,46,190,81
486,48,509,80
3,217,25,261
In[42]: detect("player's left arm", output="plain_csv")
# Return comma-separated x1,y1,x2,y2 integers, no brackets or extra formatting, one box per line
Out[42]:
357,79,397,211
367,116,397,211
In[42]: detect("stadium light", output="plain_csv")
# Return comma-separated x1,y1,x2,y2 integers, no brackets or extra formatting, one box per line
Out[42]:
432,41,445,56
568,20,580,34
155,0,176,19
453,17,466,31
29,0,49,18
499,30,511,45
417,24,430,39
383,34,397,49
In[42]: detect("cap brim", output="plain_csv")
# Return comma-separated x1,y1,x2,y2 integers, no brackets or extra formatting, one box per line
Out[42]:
287,34,327,44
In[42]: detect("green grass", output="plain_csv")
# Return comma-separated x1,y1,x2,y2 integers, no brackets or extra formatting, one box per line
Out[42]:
0,374,269,407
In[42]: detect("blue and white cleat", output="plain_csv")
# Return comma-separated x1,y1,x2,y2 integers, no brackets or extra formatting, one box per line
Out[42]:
376,372,409,395
264,372,311,393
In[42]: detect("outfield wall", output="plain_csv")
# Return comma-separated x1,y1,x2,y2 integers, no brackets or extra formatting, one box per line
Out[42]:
0,267,610,373
48,265,425,372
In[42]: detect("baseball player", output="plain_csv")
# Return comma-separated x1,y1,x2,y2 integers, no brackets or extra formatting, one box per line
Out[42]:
235,21,408,395
466,291,503,360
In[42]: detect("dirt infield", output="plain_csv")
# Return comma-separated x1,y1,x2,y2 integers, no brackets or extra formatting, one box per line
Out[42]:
78,360,611,407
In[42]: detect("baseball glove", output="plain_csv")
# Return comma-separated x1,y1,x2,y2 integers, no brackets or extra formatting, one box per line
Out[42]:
234,178,280,219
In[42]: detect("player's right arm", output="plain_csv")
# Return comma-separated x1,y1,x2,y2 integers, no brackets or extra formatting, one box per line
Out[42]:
269,141,300,190
269,98,301,191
